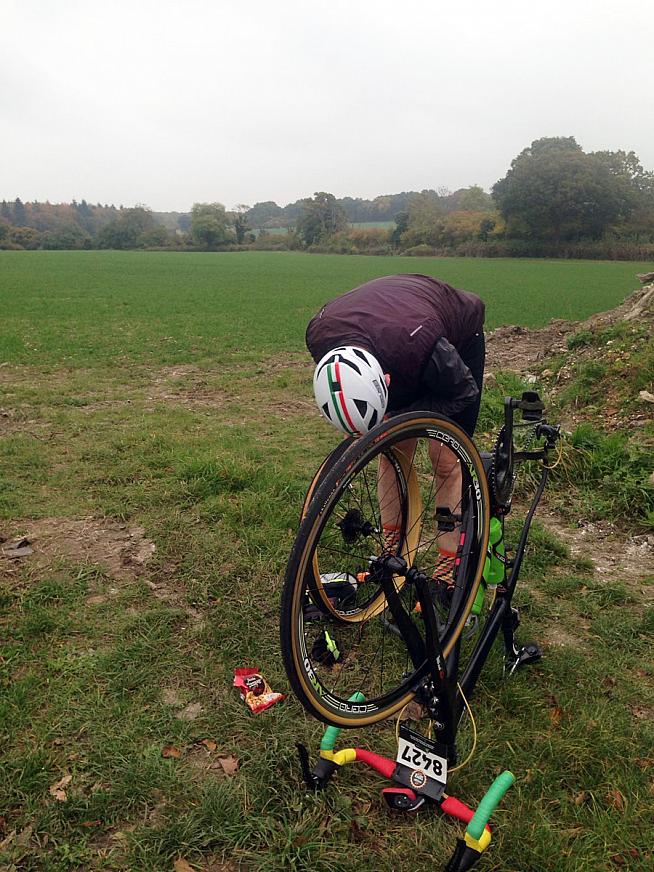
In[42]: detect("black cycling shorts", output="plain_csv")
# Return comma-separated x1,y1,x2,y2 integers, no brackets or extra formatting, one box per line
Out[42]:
447,331,485,438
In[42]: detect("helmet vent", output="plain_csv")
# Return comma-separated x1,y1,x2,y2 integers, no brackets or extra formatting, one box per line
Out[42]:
353,399,368,417
339,359,361,375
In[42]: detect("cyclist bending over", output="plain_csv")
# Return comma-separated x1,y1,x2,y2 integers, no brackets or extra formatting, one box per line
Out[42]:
307,273,485,593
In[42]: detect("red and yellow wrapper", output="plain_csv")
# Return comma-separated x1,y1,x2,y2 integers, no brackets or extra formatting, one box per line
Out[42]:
233,667,284,714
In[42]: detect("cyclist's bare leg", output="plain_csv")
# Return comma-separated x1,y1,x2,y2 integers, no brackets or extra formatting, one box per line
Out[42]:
378,439,462,555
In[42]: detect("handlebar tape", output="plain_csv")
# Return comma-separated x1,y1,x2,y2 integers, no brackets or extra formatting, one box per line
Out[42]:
320,692,366,751
466,771,515,841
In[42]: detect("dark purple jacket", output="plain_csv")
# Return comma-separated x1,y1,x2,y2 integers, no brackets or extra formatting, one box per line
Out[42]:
306,274,485,416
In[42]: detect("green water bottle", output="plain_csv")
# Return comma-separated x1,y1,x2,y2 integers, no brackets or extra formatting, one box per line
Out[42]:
484,517,506,587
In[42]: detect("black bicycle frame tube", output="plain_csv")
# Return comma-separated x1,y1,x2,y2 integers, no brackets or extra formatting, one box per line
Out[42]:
453,465,549,723
503,466,549,599
414,570,457,751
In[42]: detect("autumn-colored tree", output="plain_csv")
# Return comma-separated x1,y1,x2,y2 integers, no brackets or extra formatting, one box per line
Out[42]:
399,192,444,248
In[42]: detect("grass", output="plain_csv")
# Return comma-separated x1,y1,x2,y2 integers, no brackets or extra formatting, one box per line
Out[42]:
543,317,654,529
1,251,653,870
0,250,651,367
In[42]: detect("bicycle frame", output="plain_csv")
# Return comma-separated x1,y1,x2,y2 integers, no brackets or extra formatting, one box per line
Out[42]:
368,395,560,763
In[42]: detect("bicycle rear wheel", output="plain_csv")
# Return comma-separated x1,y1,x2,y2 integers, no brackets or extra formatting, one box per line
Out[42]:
280,413,491,728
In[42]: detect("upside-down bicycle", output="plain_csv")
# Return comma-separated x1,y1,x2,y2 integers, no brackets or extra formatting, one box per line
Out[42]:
280,391,561,870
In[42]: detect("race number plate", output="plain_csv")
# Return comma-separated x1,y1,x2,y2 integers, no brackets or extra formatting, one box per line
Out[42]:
393,723,448,801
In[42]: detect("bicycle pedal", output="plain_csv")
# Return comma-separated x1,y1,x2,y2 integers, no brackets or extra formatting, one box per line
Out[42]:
505,642,542,676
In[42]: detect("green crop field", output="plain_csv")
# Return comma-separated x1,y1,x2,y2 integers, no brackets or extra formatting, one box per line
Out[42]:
1,251,652,871
0,251,650,367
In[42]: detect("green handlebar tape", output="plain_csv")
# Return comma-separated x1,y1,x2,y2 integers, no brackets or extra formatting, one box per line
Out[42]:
467,771,515,841
320,692,366,751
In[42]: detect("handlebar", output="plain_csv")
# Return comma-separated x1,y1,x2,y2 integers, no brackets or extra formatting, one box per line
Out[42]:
467,771,515,840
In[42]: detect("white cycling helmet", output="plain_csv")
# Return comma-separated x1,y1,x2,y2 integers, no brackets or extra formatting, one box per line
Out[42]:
313,346,388,435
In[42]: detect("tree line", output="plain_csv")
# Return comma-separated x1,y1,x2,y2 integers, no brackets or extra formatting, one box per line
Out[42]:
2,137,653,259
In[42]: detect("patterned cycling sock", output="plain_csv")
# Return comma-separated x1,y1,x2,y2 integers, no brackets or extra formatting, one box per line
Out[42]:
432,549,456,587
382,523,401,554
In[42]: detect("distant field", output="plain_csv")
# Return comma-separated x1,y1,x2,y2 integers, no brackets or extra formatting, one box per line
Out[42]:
0,250,650,367
349,220,396,229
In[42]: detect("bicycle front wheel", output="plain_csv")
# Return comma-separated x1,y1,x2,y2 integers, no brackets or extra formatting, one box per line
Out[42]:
280,413,491,728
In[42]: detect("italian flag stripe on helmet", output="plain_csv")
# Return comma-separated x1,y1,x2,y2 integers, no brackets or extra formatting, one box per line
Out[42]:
328,362,357,435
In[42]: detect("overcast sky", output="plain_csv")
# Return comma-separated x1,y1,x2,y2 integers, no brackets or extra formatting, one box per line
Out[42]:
2,0,653,211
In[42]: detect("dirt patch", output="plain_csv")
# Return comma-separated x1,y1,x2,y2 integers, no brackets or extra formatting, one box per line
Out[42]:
485,282,654,376
537,508,654,599
0,518,155,582
145,365,230,410
542,623,587,650
486,319,573,373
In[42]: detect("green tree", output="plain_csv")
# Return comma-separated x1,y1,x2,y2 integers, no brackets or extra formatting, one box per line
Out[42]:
230,204,251,245
492,137,626,241
390,210,409,248
246,201,283,230
296,192,348,246
41,224,92,250
13,197,26,225
137,225,171,248
457,185,493,211
97,206,155,249
191,202,231,248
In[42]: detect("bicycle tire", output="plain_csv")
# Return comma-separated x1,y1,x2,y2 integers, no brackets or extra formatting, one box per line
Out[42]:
280,412,491,728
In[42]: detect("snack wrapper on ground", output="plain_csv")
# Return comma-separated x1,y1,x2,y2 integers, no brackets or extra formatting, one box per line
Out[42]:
233,667,284,714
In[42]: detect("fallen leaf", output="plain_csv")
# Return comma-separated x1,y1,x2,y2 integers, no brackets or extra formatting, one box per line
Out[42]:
630,706,650,720
0,830,16,851
573,791,587,806
400,700,427,721
175,702,203,721
318,814,332,836
173,859,195,872
49,774,72,801
629,848,641,859
15,825,33,847
607,789,625,811
548,706,563,728
2,537,33,558
81,820,102,828
162,688,182,706
85,594,107,605
349,819,366,843
199,738,217,752
217,755,239,776
161,746,181,759
610,855,626,867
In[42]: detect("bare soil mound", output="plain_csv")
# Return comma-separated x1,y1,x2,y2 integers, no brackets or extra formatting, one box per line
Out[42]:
486,282,654,375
